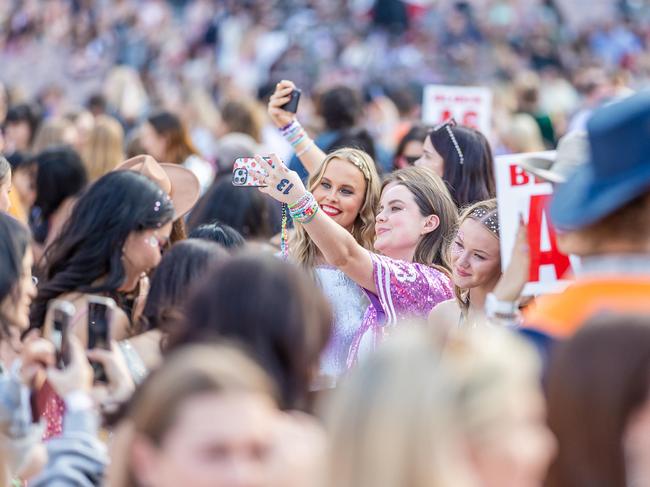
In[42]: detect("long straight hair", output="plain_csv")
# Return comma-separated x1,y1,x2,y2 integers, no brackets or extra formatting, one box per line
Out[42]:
293,148,381,268
382,167,458,271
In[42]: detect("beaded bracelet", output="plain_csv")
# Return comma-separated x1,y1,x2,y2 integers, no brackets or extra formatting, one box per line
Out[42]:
288,192,319,224
280,120,308,149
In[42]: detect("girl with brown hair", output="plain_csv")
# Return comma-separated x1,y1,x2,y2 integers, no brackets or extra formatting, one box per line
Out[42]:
254,154,457,367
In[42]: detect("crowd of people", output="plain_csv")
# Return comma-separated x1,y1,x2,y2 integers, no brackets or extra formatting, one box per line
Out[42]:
1,0,650,486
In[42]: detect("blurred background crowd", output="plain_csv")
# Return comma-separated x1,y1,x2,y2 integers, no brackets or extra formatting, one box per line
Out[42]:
0,0,649,171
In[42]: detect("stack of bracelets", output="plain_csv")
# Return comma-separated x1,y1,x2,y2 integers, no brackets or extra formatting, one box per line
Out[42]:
280,120,313,157
288,192,319,224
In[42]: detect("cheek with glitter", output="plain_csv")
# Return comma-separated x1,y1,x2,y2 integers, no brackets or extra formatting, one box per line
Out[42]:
145,236,159,248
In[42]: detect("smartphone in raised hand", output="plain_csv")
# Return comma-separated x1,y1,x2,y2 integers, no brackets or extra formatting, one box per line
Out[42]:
280,89,301,113
86,295,115,382
232,157,272,187
49,300,76,369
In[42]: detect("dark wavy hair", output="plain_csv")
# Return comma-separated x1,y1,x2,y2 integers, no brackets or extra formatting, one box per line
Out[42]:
0,214,30,338
428,125,495,208
166,253,333,411
30,171,175,329
135,239,228,335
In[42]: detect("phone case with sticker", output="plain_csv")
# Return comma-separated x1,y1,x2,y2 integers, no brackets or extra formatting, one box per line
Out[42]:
232,157,270,187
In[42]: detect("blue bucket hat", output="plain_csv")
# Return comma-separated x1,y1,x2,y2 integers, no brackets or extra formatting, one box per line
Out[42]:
550,90,650,231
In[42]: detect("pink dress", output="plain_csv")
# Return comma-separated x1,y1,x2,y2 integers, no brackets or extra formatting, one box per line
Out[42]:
347,252,453,367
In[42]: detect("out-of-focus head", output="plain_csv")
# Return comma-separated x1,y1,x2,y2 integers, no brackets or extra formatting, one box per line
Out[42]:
323,326,476,487
443,328,555,487
167,253,333,410
81,114,125,181
187,222,245,250
126,344,279,487
546,313,650,487
137,239,228,335
317,86,363,131
0,214,35,334
393,124,430,170
3,103,42,153
30,146,88,243
31,117,79,154
187,178,273,241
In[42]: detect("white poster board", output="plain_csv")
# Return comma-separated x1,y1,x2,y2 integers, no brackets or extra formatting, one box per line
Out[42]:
422,84,492,137
495,151,577,295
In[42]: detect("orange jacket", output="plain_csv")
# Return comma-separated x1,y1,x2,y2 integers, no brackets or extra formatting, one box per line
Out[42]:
524,277,650,338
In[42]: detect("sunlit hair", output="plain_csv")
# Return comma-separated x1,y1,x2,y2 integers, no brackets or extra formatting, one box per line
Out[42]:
81,115,125,181
292,148,380,268
450,199,500,314
441,327,543,448
382,166,458,271
118,344,277,487
31,117,76,154
323,326,475,487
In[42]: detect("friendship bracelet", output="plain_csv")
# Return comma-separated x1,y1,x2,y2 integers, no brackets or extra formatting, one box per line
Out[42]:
295,140,314,158
288,192,319,224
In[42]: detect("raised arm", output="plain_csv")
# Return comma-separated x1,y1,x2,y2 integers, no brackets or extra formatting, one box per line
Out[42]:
268,81,327,176
256,154,377,293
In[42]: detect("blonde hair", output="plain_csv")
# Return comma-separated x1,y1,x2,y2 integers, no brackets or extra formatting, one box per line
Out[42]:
81,115,125,181
382,166,458,271
31,117,76,153
119,344,276,487
451,199,500,315
441,327,542,446
323,326,475,487
293,148,381,268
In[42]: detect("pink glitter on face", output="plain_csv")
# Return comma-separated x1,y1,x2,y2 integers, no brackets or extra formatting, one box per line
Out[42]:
346,252,453,367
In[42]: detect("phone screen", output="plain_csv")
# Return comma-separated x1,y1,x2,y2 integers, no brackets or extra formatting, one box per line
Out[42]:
49,300,75,370
52,310,70,369
87,298,113,382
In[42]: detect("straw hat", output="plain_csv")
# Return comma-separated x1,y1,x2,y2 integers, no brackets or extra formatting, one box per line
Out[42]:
115,155,200,217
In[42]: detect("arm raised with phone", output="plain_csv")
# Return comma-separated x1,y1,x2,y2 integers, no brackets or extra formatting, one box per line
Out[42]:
253,154,376,293
268,80,327,177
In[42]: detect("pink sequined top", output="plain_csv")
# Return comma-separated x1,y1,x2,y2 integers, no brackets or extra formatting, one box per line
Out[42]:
346,252,453,367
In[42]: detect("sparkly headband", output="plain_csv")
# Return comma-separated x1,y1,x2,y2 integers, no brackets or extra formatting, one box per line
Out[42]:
347,153,371,180
470,207,499,237
433,118,465,165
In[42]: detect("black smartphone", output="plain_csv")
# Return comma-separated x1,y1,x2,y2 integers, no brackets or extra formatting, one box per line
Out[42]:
87,296,115,382
49,300,76,369
280,89,301,113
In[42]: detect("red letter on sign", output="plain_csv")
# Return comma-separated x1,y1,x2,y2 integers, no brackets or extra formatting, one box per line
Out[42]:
510,165,530,186
463,111,478,128
527,194,571,281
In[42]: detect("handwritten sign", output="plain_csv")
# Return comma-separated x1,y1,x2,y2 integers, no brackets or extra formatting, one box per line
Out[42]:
495,151,577,295
422,84,492,137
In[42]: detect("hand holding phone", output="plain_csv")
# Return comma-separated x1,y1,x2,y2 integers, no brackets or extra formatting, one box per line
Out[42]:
232,157,271,187
87,296,115,382
280,89,301,114
49,300,76,370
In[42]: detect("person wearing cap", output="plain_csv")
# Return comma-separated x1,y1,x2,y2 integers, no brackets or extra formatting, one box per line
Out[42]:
510,91,650,340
